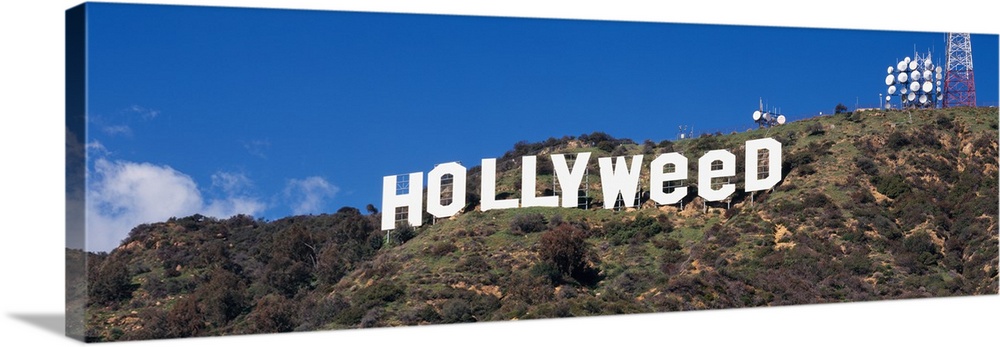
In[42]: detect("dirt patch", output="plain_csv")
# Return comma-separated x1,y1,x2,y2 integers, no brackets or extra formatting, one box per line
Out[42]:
450,281,502,298
774,224,795,250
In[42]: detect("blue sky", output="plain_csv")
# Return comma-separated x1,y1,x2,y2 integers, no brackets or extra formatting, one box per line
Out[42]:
80,2,998,251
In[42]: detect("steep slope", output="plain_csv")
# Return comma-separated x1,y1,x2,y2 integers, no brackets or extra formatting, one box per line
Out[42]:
77,106,999,341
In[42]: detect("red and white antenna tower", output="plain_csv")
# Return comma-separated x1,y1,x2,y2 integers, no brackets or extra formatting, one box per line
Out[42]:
943,33,976,107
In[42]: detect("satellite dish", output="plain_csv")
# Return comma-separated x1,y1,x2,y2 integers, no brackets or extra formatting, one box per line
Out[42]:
763,112,772,121
897,61,907,71
753,110,762,120
919,94,928,104
898,72,908,83
922,81,933,93
907,92,916,102
935,72,943,80
936,86,942,93
888,85,897,94
923,59,932,68
777,115,786,125
922,70,932,80
885,75,895,86
901,87,909,94
908,60,918,70
936,80,942,86
910,70,921,81
904,56,911,64
910,81,920,92
935,66,943,73
885,95,892,102
887,66,894,74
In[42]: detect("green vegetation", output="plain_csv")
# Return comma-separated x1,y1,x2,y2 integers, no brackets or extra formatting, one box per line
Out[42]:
79,107,999,341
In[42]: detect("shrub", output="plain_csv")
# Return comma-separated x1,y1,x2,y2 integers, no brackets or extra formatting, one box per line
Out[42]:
806,122,825,136
854,157,879,176
456,254,490,273
440,299,474,323
509,213,547,235
800,192,831,209
264,254,312,297
391,223,416,245
428,242,458,256
399,304,441,325
874,215,903,240
316,243,350,285
167,296,203,337
298,295,350,330
355,282,406,309
783,151,814,169
886,132,910,150
597,141,615,153
934,115,953,129
652,237,682,252
246,294,298,333
360,307,383,328
89,257,135,306
602,214,672,246
854,189,878,206
658,139,674,150
195,268,247,328
611,144,629,156
502,271,553,306
897,231,942,274
122,308,170,340
876,174,909,199
529,262,562,284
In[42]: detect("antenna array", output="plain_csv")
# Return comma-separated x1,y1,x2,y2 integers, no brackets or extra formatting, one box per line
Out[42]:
885,51,942,109
752,98,786,128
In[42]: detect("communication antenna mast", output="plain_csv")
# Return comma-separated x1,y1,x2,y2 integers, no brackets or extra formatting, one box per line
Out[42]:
752,97,786,128
943,33,976,107
884,51,943,110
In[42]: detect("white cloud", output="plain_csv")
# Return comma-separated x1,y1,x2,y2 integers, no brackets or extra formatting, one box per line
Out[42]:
86,159,265,252
204,197,266,220
211,171,253,195
208,171,266,217
284,176,339,215
87,159,201,251
242,139,270,159
101,125,132,137
86,140,109,155
127,104,160,120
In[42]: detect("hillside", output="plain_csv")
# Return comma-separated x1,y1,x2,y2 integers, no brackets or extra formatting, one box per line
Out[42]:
71,107,999,341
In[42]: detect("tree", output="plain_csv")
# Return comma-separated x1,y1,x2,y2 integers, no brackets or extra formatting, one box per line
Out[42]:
539,224,594,283
167,296,203,337
89,257,135,305
316,243,350,284
264,226,318,296
195,267,247,328
246,294,298,333
835,103,849,114
642,139,656,155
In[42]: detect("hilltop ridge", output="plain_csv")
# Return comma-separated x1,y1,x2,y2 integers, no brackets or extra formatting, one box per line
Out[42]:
73,106,999,341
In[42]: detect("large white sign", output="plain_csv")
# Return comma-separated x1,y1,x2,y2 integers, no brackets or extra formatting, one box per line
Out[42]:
382,138,781,230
